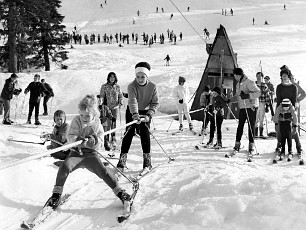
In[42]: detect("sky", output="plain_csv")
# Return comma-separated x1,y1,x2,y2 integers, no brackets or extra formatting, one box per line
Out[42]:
0,0,306,229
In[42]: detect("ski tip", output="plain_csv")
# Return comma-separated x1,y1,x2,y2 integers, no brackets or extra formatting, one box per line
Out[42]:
117,214,130,223
7,136,13,142
272,159,278,164
20,221,31,229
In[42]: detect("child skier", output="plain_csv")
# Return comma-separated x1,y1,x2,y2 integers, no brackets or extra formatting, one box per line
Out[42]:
173,76,193,131
273,98,298,160
199,85,213,135
43,110,69,160
45,95,131,209
205,87,227,148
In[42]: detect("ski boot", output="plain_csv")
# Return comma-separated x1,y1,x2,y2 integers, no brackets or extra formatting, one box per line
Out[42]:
179,124,183,131
287,151,293,162
117,189,131,204
247,142,256,162
44,193,61,209
26,120,31,124
115,153,127,180
2,118,11,125
35,120,41,125
226,141,240,158
205,138,213,148
189,123,194,131
213,139,222,150
298,148,304,165
104,140,111,151
143,153,152,171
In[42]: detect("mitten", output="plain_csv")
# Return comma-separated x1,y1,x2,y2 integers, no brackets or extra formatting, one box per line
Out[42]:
140,115,150,122
179,99,183,104
86,134,98,148
132,113,140,121
240,91,250,99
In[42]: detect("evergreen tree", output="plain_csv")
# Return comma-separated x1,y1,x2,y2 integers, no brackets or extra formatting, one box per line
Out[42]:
0,0,68,72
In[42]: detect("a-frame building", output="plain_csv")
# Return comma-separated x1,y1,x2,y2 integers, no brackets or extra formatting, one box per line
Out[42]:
190,24,239,121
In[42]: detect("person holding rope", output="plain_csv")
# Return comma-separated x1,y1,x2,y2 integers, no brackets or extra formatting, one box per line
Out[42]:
199,85,212,135
41,110,69,160
0,73,22,125
116,62,159,174
228,68,261,156
45,95,131,209
41,79,54,116
173,76,193,131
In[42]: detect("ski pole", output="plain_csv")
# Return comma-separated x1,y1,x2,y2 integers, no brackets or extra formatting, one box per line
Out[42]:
19,95,26,120
14,95,19,122
119,107,122,138
145,124,175,163
151,118,156,130
264,114,269,136
7,136,46,145
244,107,258,154
166,118,174,132
49,97,54,115
201,108,207,144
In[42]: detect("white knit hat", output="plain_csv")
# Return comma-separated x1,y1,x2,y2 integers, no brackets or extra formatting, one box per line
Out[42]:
135,62,151,77
281,98,291,107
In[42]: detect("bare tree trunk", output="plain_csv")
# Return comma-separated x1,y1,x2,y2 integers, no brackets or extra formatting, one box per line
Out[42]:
42,36,50,71
8,0,17,73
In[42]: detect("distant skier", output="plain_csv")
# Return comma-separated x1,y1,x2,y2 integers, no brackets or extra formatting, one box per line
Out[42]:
203,27,210,39
264,20,269,25
156,7,158,13
162,7,164,13
230,8,233,16
284,4,286,10
170,13,173,19
164,54,171,66
137,10,140,16
100,4,103,8
44,95,131,210
41,79,54,116
253,17,255,25
199,85,213,135
187,7,190,12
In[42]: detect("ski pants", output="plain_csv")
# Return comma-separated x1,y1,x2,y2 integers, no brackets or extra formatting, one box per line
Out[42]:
121,109,151,154
279,121,292,153
1,98,10,120
275,123,301,151
176,102,191,125
28,100,40,121
55,151,117,189
236,107,257,143
201,109,210,130
255,102,265,129
106,107,119,142
43,95,51,114
209,114,223,141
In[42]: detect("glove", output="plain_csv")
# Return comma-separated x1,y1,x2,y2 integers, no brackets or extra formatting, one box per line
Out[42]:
111,117,116,122
41,132,51,141
132,113,140,121
76,135,86,145
240,91,250,99
140,115,150,122
179,99,183,104
85,134,98,148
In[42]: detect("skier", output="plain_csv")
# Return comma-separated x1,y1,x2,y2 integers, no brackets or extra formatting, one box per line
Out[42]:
253,17,255,25
164,54,171,66
264,76,275,103
273,98,297,159
24,74,45,125
254,72,271,137
116,62,159,174
170,13,173,19
100,72,123,151
41,79,54,116
227,68,261,157
45,95,131,209
43,110,69,160
173,76,193,131
199,85,213,135
0,73,22,125
205,87,227,148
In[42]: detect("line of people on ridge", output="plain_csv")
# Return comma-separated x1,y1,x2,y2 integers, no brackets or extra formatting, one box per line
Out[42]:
0,74,54,125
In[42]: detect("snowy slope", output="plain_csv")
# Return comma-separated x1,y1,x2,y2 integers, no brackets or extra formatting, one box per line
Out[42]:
1,0,306,229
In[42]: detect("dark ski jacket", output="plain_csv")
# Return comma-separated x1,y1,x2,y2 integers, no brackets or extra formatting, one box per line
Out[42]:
1,78,20,100
42,83,54,97
24,82,45,103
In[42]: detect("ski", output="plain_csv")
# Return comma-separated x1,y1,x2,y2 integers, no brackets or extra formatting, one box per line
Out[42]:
7,136,45,145
117,183,139,223
20,194,70,229
195,144,226,150
130,167,151,182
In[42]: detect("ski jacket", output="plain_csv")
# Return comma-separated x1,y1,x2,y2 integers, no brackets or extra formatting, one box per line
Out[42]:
230,75,260,109
128,79,159,116
293,82,306,103
67,115,104,152
42,83,54,97
255,82,271,104
199,91,213,107
273,104,297,126
1,78,19,100
173,84,190,104
211,94,227,117
276,83,297,107
49,123,68,149
24,82,45,103
99,83,123,109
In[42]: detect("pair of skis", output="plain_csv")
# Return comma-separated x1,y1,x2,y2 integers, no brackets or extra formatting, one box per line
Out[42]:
172,129,197,136
194,143,224,150
272,153,304,165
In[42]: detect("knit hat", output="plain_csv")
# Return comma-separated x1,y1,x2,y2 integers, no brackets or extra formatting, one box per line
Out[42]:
11,73,18,78
264,76,270,80
280,65,289,70
280,69,291,79
204,85,210,92
178,76,186,83
212,86,221,95
281,98,291,108
135,62,151,77
233,68,244,75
